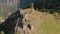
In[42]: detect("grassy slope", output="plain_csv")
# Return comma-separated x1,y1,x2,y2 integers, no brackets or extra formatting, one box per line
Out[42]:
22,9,60,34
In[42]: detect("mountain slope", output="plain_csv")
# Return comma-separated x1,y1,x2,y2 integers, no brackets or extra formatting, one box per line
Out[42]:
22,9,60,34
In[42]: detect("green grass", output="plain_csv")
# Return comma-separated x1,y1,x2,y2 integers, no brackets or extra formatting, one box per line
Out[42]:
22,10,60,34
39,17,60,34
0,31,5,34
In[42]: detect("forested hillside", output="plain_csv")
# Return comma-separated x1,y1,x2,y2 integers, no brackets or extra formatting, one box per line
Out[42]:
34,0,60,9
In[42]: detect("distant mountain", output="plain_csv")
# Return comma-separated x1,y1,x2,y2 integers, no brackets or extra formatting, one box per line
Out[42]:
0,3,17,18
20,0,60,9
0,0,60,9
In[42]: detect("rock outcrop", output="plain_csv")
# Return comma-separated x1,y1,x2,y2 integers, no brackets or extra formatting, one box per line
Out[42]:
0,10,32,34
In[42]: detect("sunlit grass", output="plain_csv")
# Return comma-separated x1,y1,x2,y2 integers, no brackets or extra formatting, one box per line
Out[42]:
0,31,5,34
22,9,60,34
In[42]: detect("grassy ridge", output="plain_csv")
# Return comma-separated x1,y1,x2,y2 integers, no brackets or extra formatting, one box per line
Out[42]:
22,9,60,34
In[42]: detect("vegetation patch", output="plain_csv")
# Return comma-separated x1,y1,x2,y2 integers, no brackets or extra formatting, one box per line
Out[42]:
22,9,60,34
